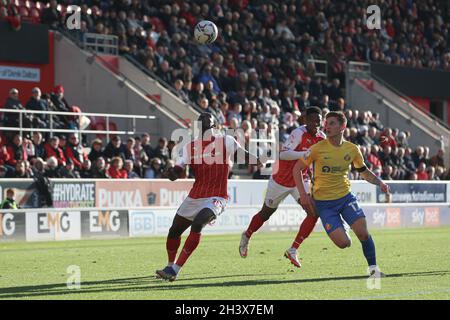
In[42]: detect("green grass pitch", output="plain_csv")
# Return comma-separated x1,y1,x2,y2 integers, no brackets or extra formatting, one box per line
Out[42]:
0,227,449,300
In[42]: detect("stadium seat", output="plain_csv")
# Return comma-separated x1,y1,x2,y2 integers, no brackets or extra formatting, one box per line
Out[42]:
19,6,29,17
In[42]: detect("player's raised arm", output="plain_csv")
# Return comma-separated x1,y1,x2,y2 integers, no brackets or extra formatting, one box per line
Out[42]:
279,130,307,160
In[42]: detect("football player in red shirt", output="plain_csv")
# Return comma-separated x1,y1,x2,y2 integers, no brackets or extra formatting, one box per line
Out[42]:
156,112,261,281
240,107,325,268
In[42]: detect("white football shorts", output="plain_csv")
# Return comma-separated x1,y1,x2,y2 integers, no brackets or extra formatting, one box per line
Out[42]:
264,176,311,209
176,196,228,221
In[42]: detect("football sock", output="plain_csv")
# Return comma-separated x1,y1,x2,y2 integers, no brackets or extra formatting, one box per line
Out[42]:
245,213,264,238
361,235,377,266
175,231,201,267
172,264,181,274
292,215,318,249
166,237,181,264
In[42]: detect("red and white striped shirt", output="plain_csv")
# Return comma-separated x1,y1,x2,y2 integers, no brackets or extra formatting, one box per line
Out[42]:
272,125,325,187
176,135,241,199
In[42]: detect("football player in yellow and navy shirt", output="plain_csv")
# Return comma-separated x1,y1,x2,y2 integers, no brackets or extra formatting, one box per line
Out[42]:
293,111,390,278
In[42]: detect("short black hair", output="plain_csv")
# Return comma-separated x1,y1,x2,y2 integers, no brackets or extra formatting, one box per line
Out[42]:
306,106,322,116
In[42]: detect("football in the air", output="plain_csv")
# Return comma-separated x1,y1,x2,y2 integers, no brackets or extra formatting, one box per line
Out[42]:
194,20,218,44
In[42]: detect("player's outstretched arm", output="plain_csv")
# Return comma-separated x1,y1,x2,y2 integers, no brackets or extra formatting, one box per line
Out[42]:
279,149,309,161
359,167,390,194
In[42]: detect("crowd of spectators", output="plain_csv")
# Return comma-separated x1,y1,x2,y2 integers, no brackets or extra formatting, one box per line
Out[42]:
1,85,448,181
1,0,449,180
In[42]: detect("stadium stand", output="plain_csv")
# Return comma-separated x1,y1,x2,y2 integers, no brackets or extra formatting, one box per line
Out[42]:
0,0,449,181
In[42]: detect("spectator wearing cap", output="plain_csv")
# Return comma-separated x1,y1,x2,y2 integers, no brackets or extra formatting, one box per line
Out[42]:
103,136,127,161
6,134,27,167
44,136,66,166
65,134,86,170
88,139,104,163
50,85,70,112
25,87,49,129
107,157,127,178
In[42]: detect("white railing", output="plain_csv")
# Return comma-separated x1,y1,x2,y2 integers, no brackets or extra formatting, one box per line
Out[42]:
0,108,156,142
307,58,328,78
82,33,118,55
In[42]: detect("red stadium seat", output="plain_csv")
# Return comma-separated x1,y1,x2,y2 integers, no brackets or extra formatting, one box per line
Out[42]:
30,7,40,19
17,0,26,7
19,6,29,17
149,17,166,33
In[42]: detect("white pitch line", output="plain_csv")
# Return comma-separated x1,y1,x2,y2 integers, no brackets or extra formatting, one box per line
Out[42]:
347,288,450,300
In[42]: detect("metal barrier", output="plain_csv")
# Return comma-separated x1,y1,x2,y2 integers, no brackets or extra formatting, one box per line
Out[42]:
82,33,118,55
0,108,156,143
307,58,328,78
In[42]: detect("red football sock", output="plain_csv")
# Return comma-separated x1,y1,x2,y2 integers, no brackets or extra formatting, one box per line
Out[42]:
166,237,181,264
245,213,265,238
291,215,318,249
175,231,201,267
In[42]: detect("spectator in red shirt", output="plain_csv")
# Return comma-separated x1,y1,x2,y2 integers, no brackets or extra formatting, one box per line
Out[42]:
65,134,86,170
416,162,429,180
367,145,382,171
0,135,10,166
379,128,398,149
107,156,127,179
6,134,27,167
44,136,66,166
